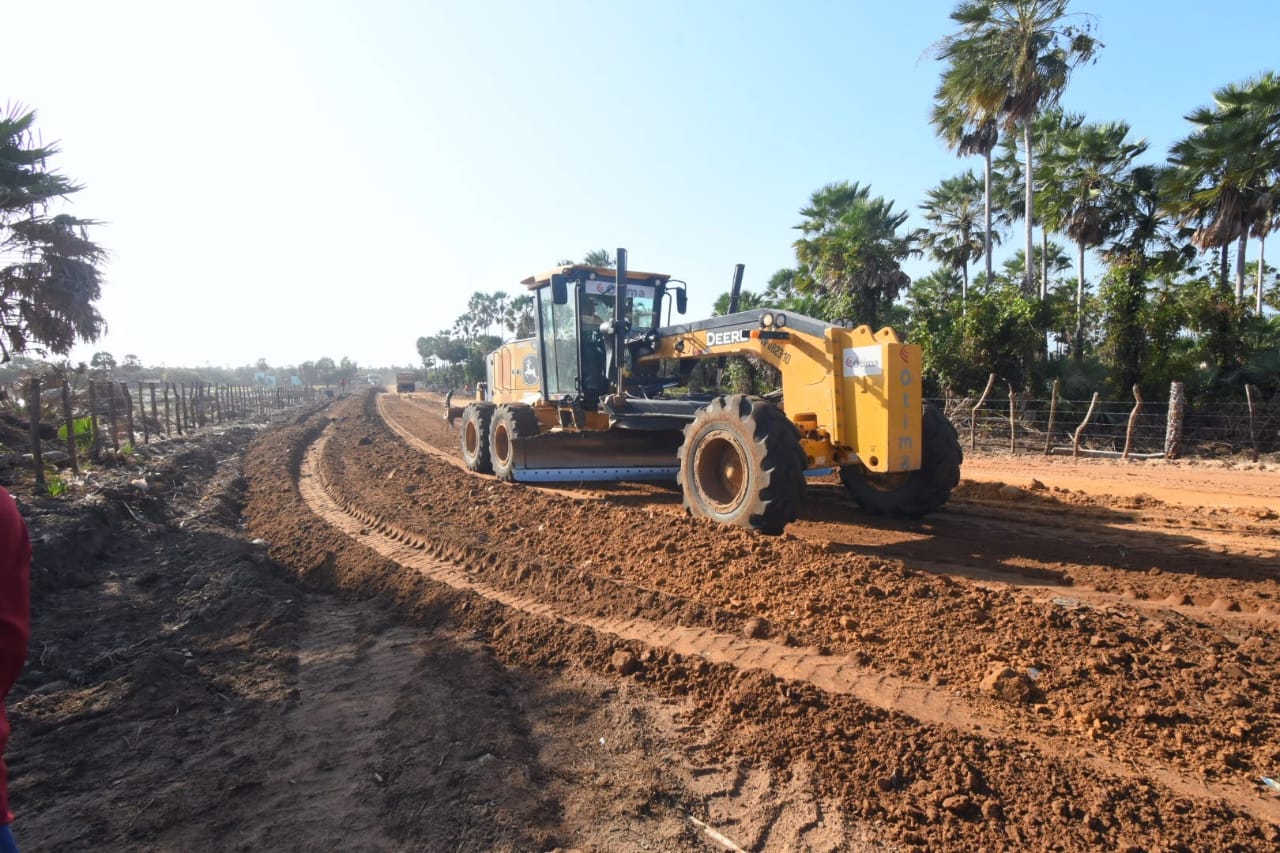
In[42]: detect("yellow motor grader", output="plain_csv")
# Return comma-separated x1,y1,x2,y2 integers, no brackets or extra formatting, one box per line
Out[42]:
448,249,961,534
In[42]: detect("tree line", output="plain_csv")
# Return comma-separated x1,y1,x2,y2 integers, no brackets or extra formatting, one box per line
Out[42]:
0,352,372,390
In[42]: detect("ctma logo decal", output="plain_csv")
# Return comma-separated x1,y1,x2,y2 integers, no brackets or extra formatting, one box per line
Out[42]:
843,345,883,377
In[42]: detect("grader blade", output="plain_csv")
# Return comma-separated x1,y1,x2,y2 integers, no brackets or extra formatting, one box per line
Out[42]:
511,429,684,482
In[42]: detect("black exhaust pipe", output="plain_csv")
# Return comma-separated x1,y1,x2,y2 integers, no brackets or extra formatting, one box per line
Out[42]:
727,263,745,314
614,247,628,399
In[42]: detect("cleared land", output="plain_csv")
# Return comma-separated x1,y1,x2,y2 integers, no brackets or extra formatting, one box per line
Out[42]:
7,389,1279,851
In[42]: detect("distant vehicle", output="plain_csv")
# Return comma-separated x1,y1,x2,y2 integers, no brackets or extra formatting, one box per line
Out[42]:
396,371,416,393
367,374,380,386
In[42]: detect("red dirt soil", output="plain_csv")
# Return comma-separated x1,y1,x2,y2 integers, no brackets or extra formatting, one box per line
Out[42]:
4,389,1279,851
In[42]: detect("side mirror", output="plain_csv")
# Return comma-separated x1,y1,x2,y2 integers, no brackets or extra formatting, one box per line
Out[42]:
550,274,568,305
676,288,687,315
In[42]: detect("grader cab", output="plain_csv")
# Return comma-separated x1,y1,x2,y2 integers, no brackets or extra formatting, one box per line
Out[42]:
453,249,961,534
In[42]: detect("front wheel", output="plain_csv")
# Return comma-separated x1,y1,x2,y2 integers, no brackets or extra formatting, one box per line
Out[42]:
460,403,495,474
489,404,540,481
840,402,961,517
678,395,806,534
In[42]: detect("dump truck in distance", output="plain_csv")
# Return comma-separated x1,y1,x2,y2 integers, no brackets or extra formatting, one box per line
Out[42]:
396,371,416,393
451,249,961,534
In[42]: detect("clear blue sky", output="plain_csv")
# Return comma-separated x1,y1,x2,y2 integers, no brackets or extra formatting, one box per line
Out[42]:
6,1,1275,370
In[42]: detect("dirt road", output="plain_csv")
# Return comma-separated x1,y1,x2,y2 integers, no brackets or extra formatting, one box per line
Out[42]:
7,390,1280,851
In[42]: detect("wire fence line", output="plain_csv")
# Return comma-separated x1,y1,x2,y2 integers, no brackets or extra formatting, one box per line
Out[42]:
933,380,1277,459
2,376,322,494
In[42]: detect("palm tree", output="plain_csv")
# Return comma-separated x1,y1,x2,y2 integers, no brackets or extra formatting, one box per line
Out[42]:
1099,164,1185,388
1038,120,1147,357
792,182,918,328
993,109,1084,297
919,171,992,309
504,294,535,338
764,268,797,302
759,268,825,317
712,290,764,315
491,291,510,337
0,106,105,357
931,78,1001,288
582,249,616,269
932,0,1099,295
465,292,494,338
1165,72,1280,305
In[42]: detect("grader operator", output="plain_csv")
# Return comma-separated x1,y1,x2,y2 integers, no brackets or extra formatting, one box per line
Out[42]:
452,249,961,534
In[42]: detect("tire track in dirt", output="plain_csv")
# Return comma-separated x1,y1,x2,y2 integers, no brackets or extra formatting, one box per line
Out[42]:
797,499,1280,627
298,428,1280,827
253,597,422,850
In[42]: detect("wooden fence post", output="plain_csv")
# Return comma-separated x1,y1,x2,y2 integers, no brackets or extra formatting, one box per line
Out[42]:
1007,383,1017,453
970,372,997,452
106,381,120,453
1072,392,1100,458
122,382,135,448
164,383,173,436
87,380,101,460
137,382,149,444
1044,379,1059,456
150,383,159,439
61,380,79,475
1245,384,1260,463
28,377,44,493
1164,381,1185,459
1122,384,1143,460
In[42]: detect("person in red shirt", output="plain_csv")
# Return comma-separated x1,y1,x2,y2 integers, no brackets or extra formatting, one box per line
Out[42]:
0,485,31,853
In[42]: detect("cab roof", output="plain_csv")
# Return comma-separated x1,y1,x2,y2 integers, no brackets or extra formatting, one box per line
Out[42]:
521,264,671,290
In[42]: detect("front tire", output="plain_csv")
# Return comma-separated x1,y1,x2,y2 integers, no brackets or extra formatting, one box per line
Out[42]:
490,404,540,481
677,395,806,534
840,402,961,516
460,403,495,474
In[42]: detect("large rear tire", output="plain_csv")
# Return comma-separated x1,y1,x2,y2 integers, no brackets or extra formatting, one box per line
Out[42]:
460,403,495,474
839,402,961,517
678,395,806,534
490,404,540,481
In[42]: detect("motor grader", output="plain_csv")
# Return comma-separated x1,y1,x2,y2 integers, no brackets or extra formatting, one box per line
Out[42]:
448,249,961,534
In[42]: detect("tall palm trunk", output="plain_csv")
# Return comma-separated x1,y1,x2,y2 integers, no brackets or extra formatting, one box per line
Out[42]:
983,147,994,291
1258,233,1267,313
1041,228,1049,299
1235,232,1247,302
1024,122,1035,296
1073,239,1086,361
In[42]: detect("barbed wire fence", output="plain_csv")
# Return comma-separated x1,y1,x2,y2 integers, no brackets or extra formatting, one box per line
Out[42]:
933,377,1277,461
3,376,322,494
